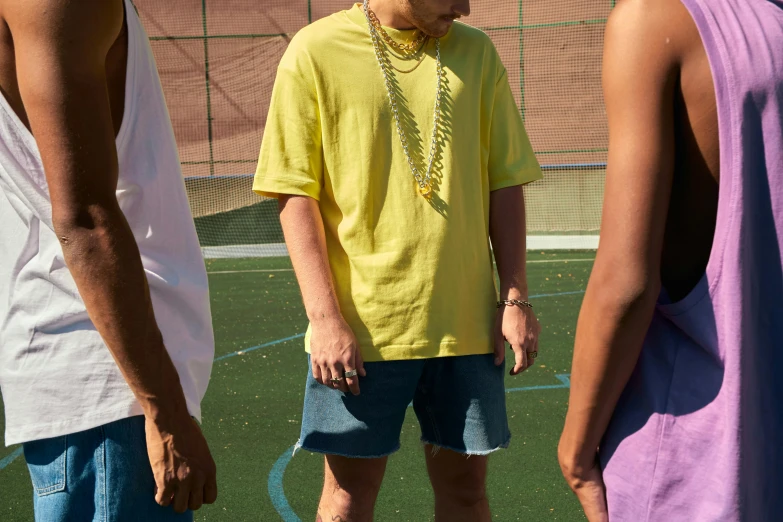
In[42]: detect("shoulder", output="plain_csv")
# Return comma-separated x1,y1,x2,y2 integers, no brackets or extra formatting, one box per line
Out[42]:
1,0,122,52
449,21,506,80
602,0,698,95
606,0,696,61
450,20,498,58
279,12,354,75
286,12,352,56
451,20,493,44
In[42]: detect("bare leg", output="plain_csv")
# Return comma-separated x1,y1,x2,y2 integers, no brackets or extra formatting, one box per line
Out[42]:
316,454,387,522
425,445,491,522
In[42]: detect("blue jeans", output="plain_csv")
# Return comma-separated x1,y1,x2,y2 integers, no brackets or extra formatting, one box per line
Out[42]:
299,354,511,458
23,416,192,522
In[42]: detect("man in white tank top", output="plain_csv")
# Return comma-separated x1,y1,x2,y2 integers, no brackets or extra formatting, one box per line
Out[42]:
0,0,217,519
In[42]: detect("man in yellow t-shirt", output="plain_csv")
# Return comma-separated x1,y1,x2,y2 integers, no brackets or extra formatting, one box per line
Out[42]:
254,0,542,519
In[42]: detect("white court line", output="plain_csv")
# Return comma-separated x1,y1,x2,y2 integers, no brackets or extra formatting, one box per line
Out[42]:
207,268,294,275
202,236,599,259
206,258,595,275
527,258,594,264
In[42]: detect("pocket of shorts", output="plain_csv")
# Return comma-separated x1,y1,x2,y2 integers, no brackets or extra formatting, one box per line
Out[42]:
23,435,67,496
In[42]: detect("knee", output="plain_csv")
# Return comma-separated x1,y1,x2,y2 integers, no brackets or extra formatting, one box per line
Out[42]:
431,468,487,506
323,467,383,515
328,479,381,513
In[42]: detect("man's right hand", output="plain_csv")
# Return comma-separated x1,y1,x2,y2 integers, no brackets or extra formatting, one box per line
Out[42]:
310,316,367,395
146,416,218,513
277,195,366,394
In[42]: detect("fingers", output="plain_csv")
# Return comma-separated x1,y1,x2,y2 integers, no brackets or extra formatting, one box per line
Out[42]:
320,363,331,388
533,335,540,362
344,346,364,395
345,372,360,395
510,344,527,375
345,366,360,397
203,476,218,505
509,312,540,376
355,347,367,378
313,362,323,385
188,478,205,512
327,363,349,393
172,483,190,514
315,359,347,392
493,329,506,367
574,472,609,522
155,477,175,508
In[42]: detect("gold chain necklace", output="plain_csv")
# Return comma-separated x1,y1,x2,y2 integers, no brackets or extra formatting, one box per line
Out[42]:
366,3,429,73
365,4,427,53
388,40,430,73
363,0,442,199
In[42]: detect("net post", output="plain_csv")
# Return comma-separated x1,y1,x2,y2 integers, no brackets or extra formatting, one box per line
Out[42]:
201,0,215,176
518,0,525,121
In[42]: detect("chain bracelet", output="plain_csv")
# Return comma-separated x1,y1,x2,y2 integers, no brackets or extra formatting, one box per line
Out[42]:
497,299,534,310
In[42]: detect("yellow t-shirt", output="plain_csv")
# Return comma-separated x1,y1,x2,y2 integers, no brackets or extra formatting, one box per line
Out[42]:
254,4,542,361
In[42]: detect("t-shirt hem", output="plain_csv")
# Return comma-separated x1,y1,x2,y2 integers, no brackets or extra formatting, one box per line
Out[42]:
4,402,142,447
4,398,203,446
489,169,543,192
253,174,321,201
306,340,493,362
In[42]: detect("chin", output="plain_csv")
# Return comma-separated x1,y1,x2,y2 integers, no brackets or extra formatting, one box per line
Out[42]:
422,21,451,38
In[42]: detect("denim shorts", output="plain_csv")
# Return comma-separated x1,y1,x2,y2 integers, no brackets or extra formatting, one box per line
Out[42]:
23,415,192,522
298,353,511,458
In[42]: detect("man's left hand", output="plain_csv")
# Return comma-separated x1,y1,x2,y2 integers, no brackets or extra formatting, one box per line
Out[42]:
494,302,540,375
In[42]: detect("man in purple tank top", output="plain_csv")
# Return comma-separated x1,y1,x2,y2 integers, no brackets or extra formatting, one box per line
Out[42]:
558,0,783,520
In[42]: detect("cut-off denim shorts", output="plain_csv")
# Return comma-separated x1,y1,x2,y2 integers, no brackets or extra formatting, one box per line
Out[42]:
298,353,511,458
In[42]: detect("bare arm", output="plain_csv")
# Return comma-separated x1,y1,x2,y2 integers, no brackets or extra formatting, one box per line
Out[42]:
489,185,539,375
491,186,529,300
558,1,685,518
279,195,366,394
4,0,215,511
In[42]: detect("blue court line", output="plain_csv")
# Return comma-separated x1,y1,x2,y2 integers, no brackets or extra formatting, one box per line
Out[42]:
506,373,571,392
212,291,585,364
0,333,307,473
268,374,572,521
0,292,584,480
529,290,585,299
0,447,22,471
219,289,583,519
268,445,300,522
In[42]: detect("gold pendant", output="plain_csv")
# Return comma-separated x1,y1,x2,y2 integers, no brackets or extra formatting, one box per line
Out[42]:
419,184,433,199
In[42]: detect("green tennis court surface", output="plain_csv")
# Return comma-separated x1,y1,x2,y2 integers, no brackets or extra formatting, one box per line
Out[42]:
0,250,594,521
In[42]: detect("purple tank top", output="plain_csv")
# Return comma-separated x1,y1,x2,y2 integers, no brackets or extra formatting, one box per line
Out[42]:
599,1,783,520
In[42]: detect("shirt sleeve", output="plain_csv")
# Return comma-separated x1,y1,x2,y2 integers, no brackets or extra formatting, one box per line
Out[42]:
488,69,543,191
253,39,323,200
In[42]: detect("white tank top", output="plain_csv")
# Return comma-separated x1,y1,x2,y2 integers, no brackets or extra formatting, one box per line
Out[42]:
0,0,214,445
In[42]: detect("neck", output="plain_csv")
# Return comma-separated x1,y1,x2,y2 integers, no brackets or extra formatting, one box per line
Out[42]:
366,0,416,30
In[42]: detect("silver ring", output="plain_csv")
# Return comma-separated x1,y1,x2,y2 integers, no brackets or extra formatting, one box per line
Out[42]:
344,369,358,378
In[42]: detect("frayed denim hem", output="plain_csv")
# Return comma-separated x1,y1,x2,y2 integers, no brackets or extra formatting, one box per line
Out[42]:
420,435,511,457
293,439,401,459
